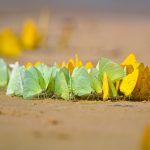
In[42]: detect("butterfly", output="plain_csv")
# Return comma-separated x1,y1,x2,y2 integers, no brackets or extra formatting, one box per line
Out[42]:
71,67,93,97
97,57,125,82
22,66,46,99
89,68,102,94
54,68,70,100
0,58,9,87
0,28,21,57
7,62,25,96
121,53,139,69
141,124,150,150
132,64,150,99
120,69,139,97
102,72,117,100
21,20,40,50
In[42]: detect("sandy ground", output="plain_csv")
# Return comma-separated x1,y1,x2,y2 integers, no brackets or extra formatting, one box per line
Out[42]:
0,12,150,150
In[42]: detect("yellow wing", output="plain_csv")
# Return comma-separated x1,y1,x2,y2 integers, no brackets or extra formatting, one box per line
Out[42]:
120,69,139,96
75,55,83,67
67,61,74,75
25,62,33,69
133,64,150,99
102,72,109,101
85,62,93,70
21,20,40,50
141,124,150,150
115,80,120,92
0,28,21,57
140,67,150,99
121,53,139,69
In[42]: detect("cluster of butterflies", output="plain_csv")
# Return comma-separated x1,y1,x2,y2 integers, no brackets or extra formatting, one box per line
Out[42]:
0,19,42,57
0,53,149,100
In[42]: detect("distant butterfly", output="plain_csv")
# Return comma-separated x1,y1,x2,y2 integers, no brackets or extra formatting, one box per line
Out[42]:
0,28,21,57
21,20,40,50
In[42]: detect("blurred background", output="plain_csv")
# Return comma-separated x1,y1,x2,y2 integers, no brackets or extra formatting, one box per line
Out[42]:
0,0,150,65
1,0,150,15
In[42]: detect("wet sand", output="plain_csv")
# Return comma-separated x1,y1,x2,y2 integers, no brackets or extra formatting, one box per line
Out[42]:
0,13,150,150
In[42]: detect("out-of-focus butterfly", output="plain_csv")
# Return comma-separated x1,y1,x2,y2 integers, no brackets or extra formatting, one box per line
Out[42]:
21,20,40,50
0,28,21,57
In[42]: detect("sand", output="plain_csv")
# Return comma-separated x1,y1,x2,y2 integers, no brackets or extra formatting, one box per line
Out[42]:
0,12,150,150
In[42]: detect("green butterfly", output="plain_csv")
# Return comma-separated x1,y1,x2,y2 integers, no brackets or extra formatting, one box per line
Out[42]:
54,68,70,100
47,66,60,93
97,57,125,82
23,66,46,99
89,68,102,94
7,62,25,96
35,64,52,89
0,58,9,87
71,67,93,97
23,65,59,99
107,76,117,98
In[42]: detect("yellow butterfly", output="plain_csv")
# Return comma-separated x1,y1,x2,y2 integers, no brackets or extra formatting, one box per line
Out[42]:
25,61,43,69
75,55,83,67
133,64,150,99
21,20,40,50
120,69,139,96
59,55,93,75
0,28,21,57
102,72,109,100
141,124,150,150
121,53,139,70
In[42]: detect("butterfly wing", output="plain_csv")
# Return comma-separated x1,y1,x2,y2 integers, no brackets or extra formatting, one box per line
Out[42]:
97,58,125,82
138,67,150,99
23,67,44,99
90,68,102,94
108,77,117,98
35,64,51,89
7,62,25,96
47,66,59,93
120,69,139,96
102,72,109,100
121,53,139,69
54,70,70,100
71,67,93,97
0,58,9,87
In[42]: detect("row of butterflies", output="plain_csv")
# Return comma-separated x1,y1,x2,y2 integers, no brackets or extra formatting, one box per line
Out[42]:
0,53,149,100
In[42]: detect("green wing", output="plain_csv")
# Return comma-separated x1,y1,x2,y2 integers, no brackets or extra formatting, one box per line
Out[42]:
54,70,70,100
35,64,52,89
90,68,102,94
47,66,59,93
108,77,117,98
0,58,9,87
71,67,93,97
7,62,25,96
97,58,125,82
23,67,45,99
